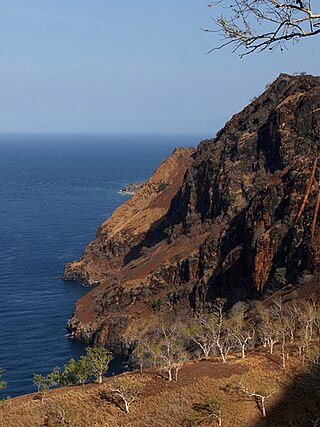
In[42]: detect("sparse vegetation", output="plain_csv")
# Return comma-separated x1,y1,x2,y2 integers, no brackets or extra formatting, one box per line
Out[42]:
1,297,319,426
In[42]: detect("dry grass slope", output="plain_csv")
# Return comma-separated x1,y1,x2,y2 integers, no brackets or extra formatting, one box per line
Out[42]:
1,352,318,427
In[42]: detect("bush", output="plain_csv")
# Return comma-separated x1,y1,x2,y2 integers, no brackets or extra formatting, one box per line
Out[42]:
157,181,168,192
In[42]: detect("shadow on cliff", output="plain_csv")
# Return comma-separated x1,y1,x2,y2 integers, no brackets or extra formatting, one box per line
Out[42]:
123,183,187,265
204,210,259,306
123,215,168,265
252,360,320,427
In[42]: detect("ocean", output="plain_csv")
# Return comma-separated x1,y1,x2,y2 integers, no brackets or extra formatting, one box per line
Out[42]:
0,133,203,398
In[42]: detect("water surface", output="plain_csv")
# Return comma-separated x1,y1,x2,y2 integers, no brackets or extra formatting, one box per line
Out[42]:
0,133,202,397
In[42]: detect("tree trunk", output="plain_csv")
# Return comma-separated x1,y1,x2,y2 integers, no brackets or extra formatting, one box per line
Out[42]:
269,339,274,355
241,345,245,359
281,340,286,369
98,374,103,384
261,397,266,418
218,411,222,426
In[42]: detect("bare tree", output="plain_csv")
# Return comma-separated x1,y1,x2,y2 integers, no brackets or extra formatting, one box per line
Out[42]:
107,379,141,414
255,303,279,354
147,324,184,381
238,382,275,418
173,352,189,381
229,302,254,359
200,299,234,363
205,0,320,55
186,316,216,358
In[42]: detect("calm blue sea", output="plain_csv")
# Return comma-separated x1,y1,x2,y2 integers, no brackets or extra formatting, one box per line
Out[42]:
0,133,202,398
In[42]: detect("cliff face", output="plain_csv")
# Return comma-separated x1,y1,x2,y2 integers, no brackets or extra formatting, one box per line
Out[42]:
65,74,320,353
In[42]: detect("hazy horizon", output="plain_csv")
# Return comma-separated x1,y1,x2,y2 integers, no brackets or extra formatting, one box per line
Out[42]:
0,1,319,135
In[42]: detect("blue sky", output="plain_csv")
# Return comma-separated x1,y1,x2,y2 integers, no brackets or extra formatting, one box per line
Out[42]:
0,0,319,135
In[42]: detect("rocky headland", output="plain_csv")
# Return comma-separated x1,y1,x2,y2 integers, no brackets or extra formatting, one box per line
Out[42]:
63,74,320,354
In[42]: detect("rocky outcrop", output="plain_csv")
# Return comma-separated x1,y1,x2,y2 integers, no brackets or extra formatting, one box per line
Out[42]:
118,182,144,195
65,74,320,353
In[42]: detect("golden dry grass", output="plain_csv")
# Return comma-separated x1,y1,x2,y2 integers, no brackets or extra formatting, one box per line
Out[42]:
0,352,317,427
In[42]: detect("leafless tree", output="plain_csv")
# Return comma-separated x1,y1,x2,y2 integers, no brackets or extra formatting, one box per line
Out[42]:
107,379,141,414
205,0,320,55
173,352,189,381
147,324,184,381
238,382,275,418
255,303,279,354
229,302,255,358
186,316,216,358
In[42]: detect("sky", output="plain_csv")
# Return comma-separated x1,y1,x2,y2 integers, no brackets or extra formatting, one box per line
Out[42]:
0,0,319,135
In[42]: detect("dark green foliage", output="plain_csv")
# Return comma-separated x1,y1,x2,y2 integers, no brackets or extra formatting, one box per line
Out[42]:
33,367,60,393
157,181,168,192
61,358,91,386
238,160,249,173
33,347,113,391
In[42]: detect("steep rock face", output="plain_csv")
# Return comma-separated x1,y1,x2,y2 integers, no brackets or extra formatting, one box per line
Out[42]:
63,147,195,286
65,74,320,353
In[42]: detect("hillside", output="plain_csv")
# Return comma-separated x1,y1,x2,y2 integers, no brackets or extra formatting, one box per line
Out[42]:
64,73,320,353
1,352,319,427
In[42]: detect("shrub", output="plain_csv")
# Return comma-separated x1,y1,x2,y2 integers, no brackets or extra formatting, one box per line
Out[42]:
157,181,168,192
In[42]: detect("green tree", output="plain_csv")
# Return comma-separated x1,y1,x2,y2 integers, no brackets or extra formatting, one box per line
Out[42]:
33,367,60,404
85,347,113,384
62,358,91,386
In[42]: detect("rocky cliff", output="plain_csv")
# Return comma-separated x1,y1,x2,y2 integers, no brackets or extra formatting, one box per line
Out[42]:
64,74,320,353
